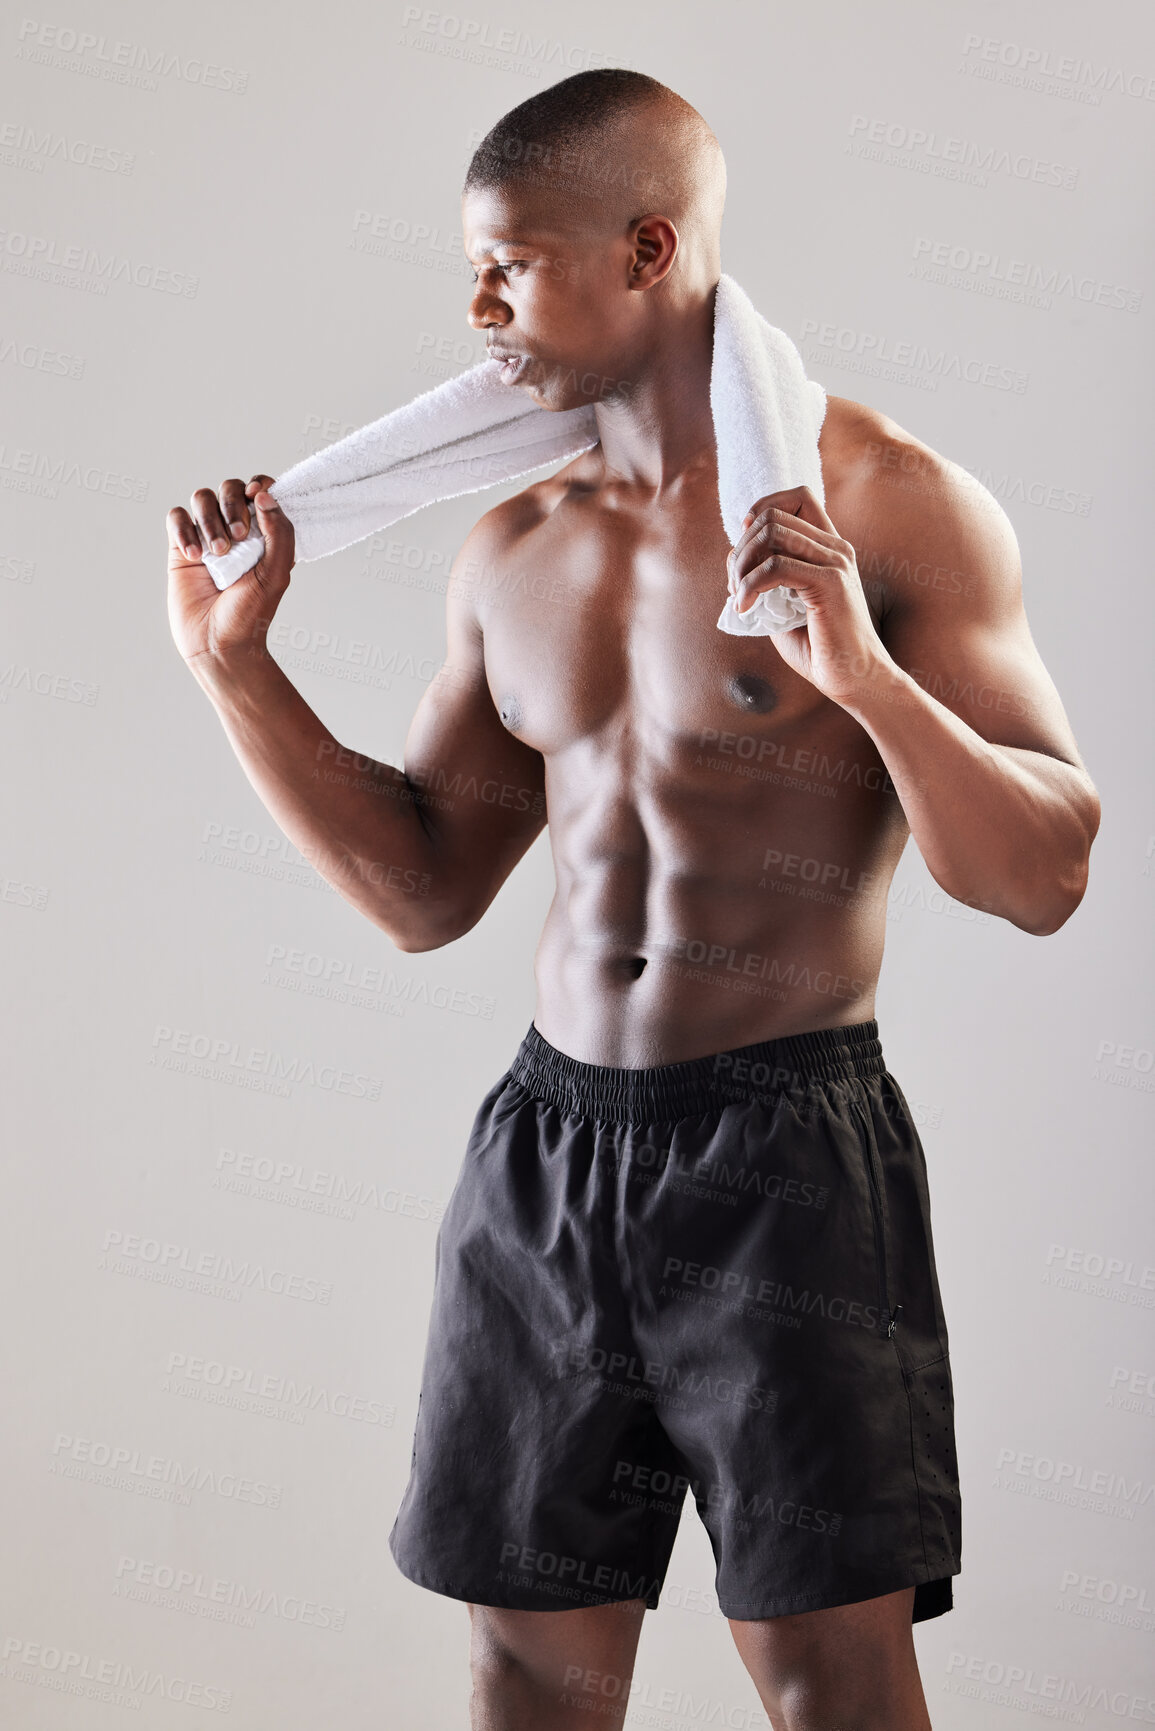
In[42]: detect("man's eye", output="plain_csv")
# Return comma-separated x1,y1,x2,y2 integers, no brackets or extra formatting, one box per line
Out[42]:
469,261,524,284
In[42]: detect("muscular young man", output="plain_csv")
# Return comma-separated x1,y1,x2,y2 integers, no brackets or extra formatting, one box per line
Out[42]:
167,69,1100,1731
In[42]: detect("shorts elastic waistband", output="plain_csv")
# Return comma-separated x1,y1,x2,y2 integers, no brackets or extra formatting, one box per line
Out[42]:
508,1019,885,1121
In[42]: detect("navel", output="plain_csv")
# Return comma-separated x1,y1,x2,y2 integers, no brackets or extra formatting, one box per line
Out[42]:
727,672,778,714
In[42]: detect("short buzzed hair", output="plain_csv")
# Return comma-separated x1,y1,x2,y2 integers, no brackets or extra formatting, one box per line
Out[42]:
462,69,727,270
463,68,670,200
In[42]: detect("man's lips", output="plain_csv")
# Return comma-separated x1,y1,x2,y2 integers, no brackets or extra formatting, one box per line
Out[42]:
488,348,531,382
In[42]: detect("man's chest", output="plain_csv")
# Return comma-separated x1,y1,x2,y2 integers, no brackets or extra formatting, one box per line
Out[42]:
472,475,886,759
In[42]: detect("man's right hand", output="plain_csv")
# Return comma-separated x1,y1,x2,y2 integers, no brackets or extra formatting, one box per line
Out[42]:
166,474,295,669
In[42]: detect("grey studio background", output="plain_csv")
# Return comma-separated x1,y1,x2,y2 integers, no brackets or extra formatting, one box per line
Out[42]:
2,0,1152,1725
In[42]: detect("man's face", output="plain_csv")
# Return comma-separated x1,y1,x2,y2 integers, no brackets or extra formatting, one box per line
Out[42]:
461,183,639,413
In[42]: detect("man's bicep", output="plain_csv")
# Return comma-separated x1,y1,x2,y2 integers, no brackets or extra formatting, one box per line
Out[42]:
875,459,1085,767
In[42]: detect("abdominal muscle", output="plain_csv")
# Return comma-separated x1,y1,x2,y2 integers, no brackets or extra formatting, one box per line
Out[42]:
529,742,909,1068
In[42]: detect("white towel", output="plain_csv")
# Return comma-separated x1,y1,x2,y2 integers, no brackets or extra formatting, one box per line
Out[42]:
203,272,827,637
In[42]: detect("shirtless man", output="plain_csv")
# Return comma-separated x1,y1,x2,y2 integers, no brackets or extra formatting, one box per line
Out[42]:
166,69,1100,1731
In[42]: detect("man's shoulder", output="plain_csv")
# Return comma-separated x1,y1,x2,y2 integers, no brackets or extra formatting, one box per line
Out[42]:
820,395,1020,626
821,394,945,494
821,393,1014,548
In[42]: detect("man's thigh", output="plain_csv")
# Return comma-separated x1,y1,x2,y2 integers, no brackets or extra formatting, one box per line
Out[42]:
729,1586,931,1731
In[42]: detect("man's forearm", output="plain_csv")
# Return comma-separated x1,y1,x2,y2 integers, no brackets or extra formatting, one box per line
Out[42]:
844,660,1098,935
190,649,453,949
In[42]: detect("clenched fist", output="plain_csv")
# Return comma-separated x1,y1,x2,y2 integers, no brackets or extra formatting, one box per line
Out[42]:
166,474,294,669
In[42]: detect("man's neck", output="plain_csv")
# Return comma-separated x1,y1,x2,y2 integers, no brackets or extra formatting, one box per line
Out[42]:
590,287,717,493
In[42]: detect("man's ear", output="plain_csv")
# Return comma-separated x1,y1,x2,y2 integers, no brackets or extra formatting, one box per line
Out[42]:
628,214,679,290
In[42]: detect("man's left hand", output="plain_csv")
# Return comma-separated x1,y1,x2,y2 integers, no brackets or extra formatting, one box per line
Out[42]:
728,485,894,708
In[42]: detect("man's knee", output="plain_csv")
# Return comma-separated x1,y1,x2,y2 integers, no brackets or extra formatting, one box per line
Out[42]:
467,1600,644,1715
730,1589,928,1731
771,1668,873,1730
468,1603,529,1681
468,1606,545,1726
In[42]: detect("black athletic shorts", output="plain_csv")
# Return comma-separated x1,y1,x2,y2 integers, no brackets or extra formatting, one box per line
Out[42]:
389,1018,962,1623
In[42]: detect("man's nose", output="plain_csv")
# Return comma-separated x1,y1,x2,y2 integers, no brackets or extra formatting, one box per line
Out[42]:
466,289,511,332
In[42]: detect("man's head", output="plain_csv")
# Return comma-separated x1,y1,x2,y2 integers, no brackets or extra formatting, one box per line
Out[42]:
462,70,726,412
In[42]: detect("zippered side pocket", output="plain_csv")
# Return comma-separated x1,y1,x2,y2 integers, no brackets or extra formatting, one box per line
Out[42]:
851,1086,899,1341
